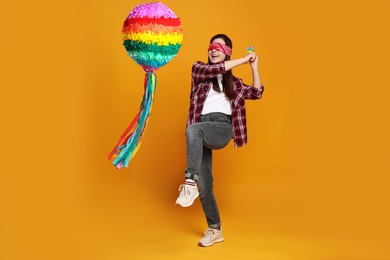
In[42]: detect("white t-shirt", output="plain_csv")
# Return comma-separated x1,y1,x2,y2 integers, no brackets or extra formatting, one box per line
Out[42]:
201,75,232,115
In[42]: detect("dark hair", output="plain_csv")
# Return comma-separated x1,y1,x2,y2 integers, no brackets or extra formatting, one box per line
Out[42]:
208,34,234,100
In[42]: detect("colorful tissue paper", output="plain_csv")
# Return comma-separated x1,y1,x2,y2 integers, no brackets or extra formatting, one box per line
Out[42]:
108,2,183,169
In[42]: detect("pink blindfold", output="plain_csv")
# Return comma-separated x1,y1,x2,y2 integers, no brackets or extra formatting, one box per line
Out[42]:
208,42,232,56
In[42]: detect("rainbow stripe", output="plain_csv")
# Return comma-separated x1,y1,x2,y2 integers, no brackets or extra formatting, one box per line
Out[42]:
122,2,183,72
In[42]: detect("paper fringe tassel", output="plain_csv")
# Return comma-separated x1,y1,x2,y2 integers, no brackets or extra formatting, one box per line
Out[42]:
108,73,156,169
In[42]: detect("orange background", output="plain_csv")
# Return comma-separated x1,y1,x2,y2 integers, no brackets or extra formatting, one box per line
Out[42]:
1,0,390,259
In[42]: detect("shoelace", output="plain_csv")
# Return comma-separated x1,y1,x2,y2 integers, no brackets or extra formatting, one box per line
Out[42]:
204,228,215,238
178,184,191,198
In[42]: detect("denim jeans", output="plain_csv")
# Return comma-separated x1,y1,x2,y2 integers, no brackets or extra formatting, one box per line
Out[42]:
185,112,233,228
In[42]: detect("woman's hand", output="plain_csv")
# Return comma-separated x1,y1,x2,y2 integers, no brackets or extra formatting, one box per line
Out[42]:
246,52,258,68
243,52,255,63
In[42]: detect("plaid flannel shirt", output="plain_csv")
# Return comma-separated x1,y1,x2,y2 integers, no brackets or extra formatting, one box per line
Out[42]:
186,61,264,147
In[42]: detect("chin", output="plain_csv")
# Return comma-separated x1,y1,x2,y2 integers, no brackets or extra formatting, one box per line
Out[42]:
210,58,222,64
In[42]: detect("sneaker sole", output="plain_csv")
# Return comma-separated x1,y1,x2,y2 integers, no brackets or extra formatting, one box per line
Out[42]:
198,238,224,247
175,192,199,207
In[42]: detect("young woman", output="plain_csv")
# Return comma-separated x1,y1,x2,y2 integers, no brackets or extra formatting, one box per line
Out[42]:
175,34,264,247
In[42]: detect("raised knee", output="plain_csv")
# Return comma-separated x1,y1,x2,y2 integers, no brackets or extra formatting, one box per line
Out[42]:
186,124,202,139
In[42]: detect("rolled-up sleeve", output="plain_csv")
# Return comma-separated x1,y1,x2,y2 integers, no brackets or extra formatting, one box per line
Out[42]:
237,77,265,100
247,85,264,100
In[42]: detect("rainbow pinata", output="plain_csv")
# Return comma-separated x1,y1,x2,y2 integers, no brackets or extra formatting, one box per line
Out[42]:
122,2,183,72
109,2,183,169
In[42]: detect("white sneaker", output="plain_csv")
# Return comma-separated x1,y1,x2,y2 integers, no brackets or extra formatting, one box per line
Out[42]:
175,184,199,207
198,228,224,247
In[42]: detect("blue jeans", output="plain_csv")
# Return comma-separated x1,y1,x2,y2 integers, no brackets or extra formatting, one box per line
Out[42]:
185,112,233,228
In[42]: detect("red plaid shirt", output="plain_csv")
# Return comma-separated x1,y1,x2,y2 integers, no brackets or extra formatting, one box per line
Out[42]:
187,61,264,147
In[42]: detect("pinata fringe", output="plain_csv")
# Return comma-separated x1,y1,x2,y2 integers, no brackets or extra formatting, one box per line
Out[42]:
108,72,157,169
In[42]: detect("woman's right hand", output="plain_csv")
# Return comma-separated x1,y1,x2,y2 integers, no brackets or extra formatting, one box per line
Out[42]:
244,52,257,64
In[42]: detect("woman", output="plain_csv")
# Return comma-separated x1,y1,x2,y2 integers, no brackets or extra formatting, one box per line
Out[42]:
175,34,264,247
